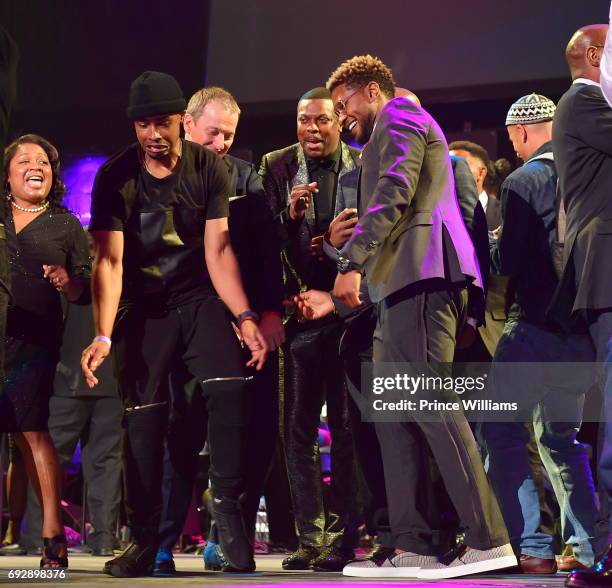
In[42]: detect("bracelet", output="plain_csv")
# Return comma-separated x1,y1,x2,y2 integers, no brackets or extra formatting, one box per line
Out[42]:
93,335,112,349
236,310,260,327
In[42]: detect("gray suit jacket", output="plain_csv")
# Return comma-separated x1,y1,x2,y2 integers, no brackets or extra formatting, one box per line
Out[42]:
342,97,482,303
550,83,612,327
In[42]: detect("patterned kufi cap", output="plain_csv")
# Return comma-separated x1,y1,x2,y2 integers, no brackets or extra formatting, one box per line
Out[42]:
505,93,556,125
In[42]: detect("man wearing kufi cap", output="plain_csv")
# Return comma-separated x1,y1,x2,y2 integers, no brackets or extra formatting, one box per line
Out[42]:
482,94,605,574
80,71,267,576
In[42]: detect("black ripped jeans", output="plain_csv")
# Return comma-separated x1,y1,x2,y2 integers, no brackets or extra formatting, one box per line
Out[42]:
112,296,250,544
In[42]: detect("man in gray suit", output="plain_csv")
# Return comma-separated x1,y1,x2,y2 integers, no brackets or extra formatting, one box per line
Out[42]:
296,54,513,579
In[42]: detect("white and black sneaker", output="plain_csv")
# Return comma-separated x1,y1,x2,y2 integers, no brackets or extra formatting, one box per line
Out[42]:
343,551,439,578
416,543,517,579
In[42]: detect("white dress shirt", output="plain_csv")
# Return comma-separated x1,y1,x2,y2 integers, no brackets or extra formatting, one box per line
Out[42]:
600,1,612,107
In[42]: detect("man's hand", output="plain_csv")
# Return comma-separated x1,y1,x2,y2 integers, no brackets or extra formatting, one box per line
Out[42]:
289,182,318,220
333,271,362,308
310,235,325,260
289,290,335,321
240,320,268,370
80,340,111,388
259,311,285,350
327,208,358,249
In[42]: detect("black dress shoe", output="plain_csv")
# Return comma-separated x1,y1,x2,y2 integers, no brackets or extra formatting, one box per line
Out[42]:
0,543,27,556
212,495,255,572
311,547,354,572
103,541,156,577
92,547,114,557
282,546,320,570
566,548,612,587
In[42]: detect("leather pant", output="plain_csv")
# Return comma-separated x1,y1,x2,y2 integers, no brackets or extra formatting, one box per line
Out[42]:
282,316,356,550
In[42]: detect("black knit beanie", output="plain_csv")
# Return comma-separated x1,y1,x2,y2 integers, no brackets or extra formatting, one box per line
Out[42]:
126,71,186,120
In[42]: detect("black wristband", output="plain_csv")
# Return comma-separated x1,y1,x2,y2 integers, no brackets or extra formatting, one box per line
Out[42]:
237,310,260,326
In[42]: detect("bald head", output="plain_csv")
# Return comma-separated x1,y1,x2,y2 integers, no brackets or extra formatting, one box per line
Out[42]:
395,87,421,106
565,24,608,82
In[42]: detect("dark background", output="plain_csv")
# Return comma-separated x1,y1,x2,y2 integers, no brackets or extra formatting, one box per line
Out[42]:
1,0,610,166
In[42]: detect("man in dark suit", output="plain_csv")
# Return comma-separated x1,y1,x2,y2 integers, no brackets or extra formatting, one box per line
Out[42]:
324,54,513,579
152,87,285,575
548,24,612,588
448,141,508,360
448,141,501,231
260,88,360,571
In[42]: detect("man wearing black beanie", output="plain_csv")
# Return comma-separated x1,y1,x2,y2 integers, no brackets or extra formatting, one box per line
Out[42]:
81,71,266,577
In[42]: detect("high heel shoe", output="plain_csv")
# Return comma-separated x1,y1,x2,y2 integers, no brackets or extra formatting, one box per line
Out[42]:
40,534,68,569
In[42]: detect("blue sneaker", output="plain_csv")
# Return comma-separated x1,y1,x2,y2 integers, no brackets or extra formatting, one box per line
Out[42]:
203,540,223,571
152,549,176,577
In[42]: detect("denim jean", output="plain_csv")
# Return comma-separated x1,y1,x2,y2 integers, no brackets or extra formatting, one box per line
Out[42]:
589,312,612,533
483,318,605,565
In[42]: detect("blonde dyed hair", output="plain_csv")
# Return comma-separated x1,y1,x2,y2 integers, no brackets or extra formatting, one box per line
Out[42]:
326,54,396,99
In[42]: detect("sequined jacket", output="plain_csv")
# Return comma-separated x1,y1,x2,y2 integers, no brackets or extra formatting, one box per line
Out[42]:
259,142,360,294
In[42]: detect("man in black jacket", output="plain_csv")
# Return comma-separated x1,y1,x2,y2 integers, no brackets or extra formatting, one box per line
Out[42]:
549,24,612,588
260,87,360,571
153,87,285,575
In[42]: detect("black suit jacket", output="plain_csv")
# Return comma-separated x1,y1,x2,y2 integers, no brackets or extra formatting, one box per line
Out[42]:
225,154,283,313
451,156,488,325
259,141,360,294
485,196,502,231
550,82,612,327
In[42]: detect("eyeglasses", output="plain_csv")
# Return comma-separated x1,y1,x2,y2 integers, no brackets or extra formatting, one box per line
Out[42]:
334,88,361,117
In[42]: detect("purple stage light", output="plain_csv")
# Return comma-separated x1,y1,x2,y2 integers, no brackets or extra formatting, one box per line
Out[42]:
62,154,108,226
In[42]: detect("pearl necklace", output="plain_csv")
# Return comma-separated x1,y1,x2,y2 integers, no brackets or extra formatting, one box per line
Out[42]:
8,196,49,213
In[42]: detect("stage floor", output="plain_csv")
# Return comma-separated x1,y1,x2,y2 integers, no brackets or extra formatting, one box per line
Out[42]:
0,553,569,587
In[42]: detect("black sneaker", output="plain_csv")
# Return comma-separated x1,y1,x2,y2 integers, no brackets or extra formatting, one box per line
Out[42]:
282,546,320,570
103,541,157,577
212,495,255,572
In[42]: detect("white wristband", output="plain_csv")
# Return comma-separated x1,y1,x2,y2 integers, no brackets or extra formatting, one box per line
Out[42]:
93,335,112,349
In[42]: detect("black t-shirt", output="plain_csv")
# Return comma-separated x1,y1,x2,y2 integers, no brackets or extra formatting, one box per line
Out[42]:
89,139,230,307
6,208,90,349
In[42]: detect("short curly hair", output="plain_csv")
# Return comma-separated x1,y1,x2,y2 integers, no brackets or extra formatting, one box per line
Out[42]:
326,55,396,99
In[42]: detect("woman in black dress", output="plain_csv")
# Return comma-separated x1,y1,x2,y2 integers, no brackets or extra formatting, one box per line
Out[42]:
1,134,90,568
